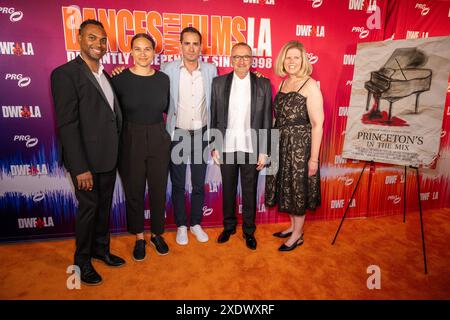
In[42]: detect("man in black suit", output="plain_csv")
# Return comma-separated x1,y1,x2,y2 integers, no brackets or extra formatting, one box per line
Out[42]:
51,19,125,285
210,42,272,250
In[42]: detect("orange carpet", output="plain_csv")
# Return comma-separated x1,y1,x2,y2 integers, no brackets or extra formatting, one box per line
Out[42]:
1,208,449,300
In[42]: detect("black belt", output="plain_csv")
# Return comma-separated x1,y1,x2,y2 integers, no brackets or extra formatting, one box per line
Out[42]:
175,126,206,136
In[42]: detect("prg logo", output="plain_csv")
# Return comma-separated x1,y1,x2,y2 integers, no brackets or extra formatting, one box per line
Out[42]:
5,73,31,87
13,135,39,148
387,195,401,205
415,3,430,16
338,176,354,186
32,192,45,202
309,0,323,8
306,52,319,64
0,7,23,22
351,26,370,39
202,206,213,216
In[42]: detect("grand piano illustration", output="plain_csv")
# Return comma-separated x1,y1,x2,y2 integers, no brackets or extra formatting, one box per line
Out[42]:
364,47,432,123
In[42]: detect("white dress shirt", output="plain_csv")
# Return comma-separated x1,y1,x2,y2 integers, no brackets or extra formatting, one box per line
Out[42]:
176,60,206,130
80,54,115,112
223,72,253,153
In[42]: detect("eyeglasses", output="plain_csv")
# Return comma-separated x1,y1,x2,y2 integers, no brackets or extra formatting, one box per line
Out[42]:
232,55,252,61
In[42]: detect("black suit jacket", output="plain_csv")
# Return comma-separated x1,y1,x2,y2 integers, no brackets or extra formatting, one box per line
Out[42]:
51,55,123,176
210,72,272,155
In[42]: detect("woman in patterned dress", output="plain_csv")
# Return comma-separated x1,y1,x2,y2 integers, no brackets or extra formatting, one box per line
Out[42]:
265,41,324,251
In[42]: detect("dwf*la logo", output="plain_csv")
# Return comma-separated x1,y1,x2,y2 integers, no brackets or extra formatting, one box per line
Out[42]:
2,106,42,118
296,25,325,37
10,164,49,176
348,0,377,11
13,135,39,148
5,73,31,87
242,0,275,5
0,7,23,22
0,41,34,56
331,198,356,209
351,26,370,39
18,216,54,229
343,54,356,65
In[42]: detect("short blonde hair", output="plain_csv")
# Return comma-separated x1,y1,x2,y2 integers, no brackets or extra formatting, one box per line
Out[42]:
275,40,312,77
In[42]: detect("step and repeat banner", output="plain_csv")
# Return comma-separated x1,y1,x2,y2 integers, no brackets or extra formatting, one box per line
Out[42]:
1,0,449,241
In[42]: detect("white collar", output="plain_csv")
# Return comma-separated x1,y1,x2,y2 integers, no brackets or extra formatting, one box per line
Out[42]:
233,72,250,82
180,59,201,71
79,53,104,75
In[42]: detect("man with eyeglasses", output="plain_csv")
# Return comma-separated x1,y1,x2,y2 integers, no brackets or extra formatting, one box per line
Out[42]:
210,42,272,250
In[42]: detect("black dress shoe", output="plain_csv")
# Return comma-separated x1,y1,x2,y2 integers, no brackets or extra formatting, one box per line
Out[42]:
217,229,236,243
133,239,147,261
243,233,257,250
80,261,102,286
278,236,303,252
150,235,169,255
273,231,292,238
92,253,126,267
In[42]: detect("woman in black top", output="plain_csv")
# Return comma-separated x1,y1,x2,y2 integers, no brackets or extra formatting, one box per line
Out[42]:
112,33,171,261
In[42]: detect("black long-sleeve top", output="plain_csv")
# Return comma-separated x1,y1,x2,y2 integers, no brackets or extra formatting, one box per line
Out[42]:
112,69,169,125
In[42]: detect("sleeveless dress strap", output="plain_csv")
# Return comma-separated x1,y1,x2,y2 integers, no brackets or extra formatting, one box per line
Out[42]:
278,80,285,93
297,78,310,92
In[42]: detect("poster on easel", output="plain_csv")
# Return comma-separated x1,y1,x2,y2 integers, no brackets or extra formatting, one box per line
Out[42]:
342,36,450,167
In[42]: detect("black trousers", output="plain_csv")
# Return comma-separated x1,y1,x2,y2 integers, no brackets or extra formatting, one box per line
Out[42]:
71,169,116,267
170,126,208,227
119,121,170,236
220,152,259,235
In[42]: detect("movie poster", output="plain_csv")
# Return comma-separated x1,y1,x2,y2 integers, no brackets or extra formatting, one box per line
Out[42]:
342,36,450,166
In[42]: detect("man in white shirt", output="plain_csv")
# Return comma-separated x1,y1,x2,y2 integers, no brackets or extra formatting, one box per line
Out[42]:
211,43,272,250
161,27,218,245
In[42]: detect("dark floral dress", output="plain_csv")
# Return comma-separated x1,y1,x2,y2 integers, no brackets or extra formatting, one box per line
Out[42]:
265,79,321,216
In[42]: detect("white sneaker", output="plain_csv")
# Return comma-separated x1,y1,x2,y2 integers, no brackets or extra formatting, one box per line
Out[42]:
190,224,209,243
176,226,188,245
